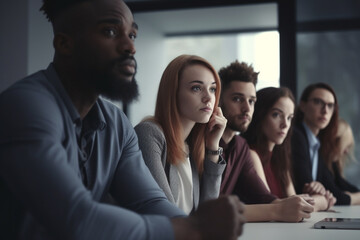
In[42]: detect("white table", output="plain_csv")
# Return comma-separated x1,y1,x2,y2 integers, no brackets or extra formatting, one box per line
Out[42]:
240,206,360,240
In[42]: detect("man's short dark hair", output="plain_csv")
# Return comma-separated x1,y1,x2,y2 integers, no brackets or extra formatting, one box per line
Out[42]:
40,0,91,22
218,60,259,91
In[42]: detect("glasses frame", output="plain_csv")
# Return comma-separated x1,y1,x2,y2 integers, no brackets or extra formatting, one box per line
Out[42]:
308,97,335,112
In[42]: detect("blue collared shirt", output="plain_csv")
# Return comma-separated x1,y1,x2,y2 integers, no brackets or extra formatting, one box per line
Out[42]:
0,64,184,240
302,122,320,181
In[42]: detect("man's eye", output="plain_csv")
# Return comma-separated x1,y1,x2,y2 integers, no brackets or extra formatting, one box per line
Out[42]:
129,33,137,40
104,28,117,37
232,97,241,102
249,100,255,105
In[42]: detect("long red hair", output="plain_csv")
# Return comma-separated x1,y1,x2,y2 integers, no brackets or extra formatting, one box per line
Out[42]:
154,55,221,174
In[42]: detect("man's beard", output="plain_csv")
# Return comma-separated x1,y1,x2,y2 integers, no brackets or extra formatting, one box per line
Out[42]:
92,56,139,103
222,104,250,133
227,119,249,133
99,74,139,104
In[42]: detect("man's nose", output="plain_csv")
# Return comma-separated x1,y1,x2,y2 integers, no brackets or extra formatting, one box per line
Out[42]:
241,101,250,112
118,35,136,55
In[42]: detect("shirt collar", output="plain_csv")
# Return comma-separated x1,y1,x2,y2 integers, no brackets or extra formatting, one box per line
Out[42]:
302,122,320,149
84,100,107,131
44,63,106,131
44,63,80,124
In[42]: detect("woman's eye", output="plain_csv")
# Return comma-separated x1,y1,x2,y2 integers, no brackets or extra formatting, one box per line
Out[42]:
272,112,279,118
191,86,201,92
210,87,216,93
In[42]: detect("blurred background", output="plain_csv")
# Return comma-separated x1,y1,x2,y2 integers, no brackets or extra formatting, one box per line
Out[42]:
1,0,359,186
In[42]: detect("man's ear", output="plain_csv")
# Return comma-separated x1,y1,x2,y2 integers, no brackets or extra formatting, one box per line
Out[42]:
53,33,74,56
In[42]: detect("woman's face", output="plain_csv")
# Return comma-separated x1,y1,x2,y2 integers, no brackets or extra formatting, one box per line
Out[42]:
262,97,294,151
300,88,335,135
177,64,216,126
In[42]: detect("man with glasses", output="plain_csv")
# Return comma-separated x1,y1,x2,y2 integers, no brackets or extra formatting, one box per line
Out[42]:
291,82,339,207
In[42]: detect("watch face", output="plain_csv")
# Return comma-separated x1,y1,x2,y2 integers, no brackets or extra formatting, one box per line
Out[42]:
218,147,223,155
206,147,223,155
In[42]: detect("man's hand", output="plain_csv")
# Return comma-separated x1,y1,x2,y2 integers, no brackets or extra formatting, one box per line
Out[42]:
172,195,246,240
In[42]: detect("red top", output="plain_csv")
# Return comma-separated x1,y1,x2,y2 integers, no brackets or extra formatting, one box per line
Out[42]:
254,149,286,198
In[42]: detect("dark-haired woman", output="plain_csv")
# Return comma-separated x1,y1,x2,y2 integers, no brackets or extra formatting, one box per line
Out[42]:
244,87,334,211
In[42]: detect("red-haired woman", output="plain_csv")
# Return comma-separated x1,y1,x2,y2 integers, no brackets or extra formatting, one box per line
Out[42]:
135,55,227,213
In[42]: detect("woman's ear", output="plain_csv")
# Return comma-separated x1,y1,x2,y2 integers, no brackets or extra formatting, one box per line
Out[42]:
53,33,74,56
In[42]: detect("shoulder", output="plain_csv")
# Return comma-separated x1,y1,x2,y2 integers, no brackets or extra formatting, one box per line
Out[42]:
97,98,134,138
233,135,250,152
292,123,305,137
0,71,65,139
224,135,251,165
1,70,59,110
291,124,308,144
231,135,245,145
249,149,260,160
135,120,165,139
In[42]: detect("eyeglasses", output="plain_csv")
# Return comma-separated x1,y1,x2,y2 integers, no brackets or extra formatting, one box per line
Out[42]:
309,98,335,111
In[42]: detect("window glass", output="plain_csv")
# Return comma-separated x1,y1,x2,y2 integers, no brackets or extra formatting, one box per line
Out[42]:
165,31,280,90
297,0,360,22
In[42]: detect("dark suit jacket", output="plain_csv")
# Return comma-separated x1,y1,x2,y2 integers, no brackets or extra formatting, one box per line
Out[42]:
291,123,351,205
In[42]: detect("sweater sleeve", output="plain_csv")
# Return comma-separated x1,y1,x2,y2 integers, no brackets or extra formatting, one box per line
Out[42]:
135,121,176,203
199,156,226,203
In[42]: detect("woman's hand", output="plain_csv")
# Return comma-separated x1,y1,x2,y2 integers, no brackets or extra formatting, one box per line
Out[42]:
205,107,227,163
303,181,326,195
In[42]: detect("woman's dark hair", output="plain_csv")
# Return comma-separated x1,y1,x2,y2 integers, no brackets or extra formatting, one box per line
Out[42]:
243,87,295,191
294,82,339,168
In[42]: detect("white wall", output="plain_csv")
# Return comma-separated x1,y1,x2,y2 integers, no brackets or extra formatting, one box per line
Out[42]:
0,0,28,93
129,13,167,126
28,0,53,75
0,0,53,93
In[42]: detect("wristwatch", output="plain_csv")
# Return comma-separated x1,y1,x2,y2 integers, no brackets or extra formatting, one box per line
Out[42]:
205,147,223,155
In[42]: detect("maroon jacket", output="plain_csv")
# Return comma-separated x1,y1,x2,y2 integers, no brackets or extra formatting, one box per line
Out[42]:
220,135,277,204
